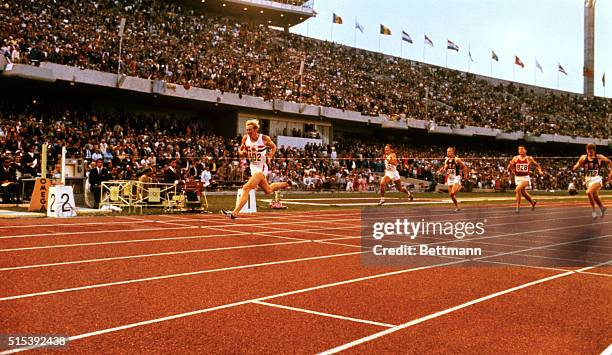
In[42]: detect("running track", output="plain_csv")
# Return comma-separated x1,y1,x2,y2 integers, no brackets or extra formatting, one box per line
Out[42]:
0,204,610,354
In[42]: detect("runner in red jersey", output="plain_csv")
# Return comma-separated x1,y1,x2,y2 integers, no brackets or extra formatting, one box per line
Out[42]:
507,145,543,213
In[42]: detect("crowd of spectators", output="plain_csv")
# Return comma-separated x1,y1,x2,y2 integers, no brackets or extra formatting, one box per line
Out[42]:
2,0,611,138
1,97,607,204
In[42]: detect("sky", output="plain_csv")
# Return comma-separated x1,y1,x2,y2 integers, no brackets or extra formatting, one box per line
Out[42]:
290,0,611,97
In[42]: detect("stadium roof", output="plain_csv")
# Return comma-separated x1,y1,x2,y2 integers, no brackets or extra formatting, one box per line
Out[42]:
179,0,315,28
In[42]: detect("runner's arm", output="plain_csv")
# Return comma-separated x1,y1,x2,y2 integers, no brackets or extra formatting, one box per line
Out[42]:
507,157,516,176
457,158,469,180
238,135,248,156
598,155,612,181
572,155,585,172
529,156,544,175
263,135,277,159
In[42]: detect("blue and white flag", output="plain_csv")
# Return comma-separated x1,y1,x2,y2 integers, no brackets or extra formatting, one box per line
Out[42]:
355,19,364,33
401,30,413,43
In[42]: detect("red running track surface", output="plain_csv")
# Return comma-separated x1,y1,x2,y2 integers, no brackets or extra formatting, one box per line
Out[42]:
0,205,610,354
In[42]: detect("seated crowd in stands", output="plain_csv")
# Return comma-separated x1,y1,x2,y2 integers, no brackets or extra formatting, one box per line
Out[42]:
1,0,610,139
0,100,608,204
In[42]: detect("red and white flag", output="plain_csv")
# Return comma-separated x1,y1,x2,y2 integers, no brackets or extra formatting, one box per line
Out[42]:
514,56,524,68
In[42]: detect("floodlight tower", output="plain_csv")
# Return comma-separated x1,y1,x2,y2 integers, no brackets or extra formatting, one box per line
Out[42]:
584,0,595,96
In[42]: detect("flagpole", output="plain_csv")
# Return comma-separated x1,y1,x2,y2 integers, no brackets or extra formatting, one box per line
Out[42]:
354,17,357,47
557,71,559,89
467,44,470,73
330,21,334,43
534,60,536,85
378,33,381,52
445,47,448,68
490,57,493,77
512,64,515,81
422,44,426,62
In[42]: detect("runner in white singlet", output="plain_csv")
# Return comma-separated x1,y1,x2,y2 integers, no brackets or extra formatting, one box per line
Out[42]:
222,119,294,219
378,144,413,206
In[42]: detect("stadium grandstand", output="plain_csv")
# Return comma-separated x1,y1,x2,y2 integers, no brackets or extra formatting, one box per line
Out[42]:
0,0,611,353
0,0,610,204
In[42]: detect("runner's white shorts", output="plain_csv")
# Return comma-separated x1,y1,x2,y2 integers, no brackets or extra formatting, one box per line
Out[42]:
384,170,401,182
446,175,462,186
514,175,531,189
586,175,603,189
250,164,269,176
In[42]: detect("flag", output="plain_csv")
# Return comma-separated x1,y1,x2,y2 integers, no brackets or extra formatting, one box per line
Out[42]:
469,50,474,62
558,63,568,75
583,66,594,78
514,56,525,68
332,13,343,24
535,59,543,73
447,39,459,52
380,24,391,35
603,73,606,87
491,50,499,62
355,19,364,33
401,30,413,43
424,34,433,47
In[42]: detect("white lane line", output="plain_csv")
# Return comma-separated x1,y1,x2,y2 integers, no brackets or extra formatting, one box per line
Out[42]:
0,232,249,252
0,240,311,272
315,241,362,249
149,220,197,227
0,220,150,229
579,271,612,278
251,300,396,328
116,216,151,222
319,260,612,354
475,259,572,273
426,238,612,257
0,250,365,302
0,226,198,240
